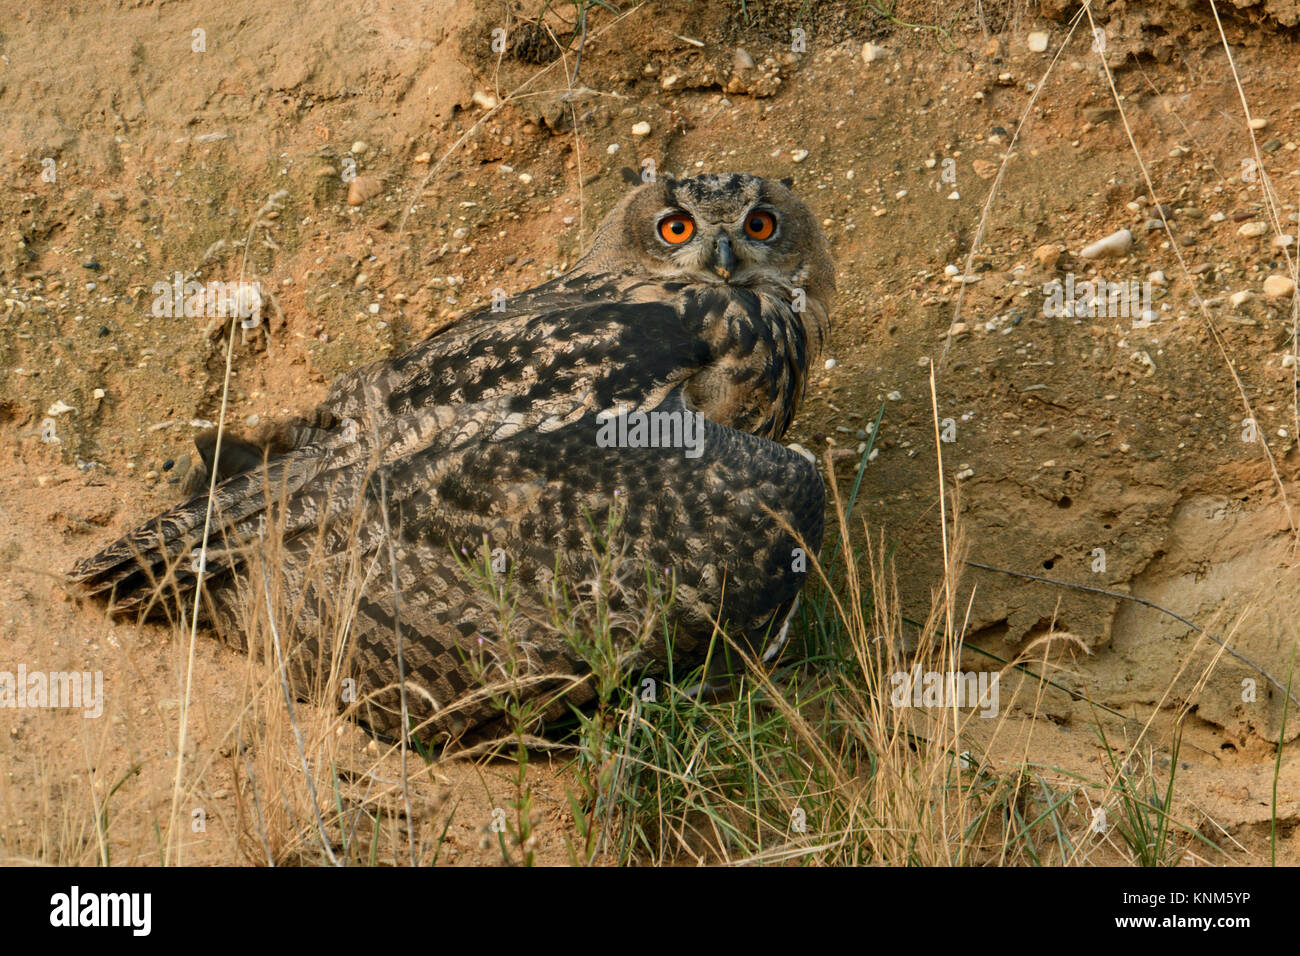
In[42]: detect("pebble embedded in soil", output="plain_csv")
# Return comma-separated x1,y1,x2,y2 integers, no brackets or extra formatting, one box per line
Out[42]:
346,175,382,206
1079,228,1133,259
1033,243,1063,269
1264,275,1296,298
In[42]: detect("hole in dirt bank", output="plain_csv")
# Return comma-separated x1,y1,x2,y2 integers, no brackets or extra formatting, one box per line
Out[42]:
967,618,1010,645
1057,495,1072,509
1042,556,1058,570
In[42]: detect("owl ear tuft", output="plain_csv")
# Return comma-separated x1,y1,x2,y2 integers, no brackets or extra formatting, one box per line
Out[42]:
779,176,794,189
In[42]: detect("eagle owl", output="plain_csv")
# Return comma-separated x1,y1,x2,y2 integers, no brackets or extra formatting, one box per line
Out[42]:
72,172,835,745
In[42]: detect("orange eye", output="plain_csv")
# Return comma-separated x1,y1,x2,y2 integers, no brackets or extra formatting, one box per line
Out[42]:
658,214,695,244
744,210,776,240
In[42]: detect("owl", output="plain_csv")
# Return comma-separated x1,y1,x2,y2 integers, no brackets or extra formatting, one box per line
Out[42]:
72,172,836,746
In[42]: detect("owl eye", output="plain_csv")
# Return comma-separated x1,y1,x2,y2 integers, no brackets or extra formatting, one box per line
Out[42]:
657,214,695,244
744,211,777,241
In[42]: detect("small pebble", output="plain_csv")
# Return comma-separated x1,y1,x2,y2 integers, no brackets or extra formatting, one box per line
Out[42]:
346,175,383,206
1264,275,1296,299
1079,228,1132,259
1033,244,1062,270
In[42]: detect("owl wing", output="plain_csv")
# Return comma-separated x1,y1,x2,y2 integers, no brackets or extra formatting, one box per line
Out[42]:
72,275,732,606
305,387,825,739
70,277,821,739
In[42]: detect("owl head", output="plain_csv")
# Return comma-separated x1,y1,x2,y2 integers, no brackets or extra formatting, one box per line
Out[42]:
574,172,835,319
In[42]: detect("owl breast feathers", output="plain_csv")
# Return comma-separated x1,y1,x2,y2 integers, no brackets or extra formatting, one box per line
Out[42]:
72,172,836,745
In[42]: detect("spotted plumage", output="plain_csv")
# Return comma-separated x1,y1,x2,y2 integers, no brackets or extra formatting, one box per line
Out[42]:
71,172,835,745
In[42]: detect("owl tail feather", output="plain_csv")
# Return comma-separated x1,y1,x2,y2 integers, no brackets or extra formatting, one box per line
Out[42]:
70,429,328,615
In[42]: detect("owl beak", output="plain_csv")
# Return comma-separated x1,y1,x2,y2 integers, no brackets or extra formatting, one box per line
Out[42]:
711,234,737,280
